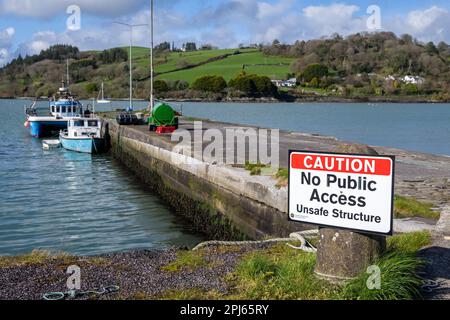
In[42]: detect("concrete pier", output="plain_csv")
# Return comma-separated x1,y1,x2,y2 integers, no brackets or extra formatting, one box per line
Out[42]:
103,118,450,240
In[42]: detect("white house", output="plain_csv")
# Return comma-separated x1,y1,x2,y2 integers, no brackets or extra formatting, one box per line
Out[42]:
402,75,425,85
271,78,297,88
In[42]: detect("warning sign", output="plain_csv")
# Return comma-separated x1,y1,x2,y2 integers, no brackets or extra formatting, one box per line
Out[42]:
288,150,395,235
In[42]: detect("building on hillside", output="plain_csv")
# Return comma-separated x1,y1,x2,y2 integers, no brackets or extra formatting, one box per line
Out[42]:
401,75,425,85
385,75,396,82
271,78,297,88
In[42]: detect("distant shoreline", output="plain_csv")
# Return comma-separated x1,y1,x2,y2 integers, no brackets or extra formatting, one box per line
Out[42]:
2,96,450,104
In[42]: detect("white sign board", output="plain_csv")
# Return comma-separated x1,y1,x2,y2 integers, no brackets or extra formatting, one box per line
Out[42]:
289,151,395,235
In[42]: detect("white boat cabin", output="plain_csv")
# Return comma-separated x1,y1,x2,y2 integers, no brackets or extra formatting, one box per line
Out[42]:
65,118,102,139
50,102,84,118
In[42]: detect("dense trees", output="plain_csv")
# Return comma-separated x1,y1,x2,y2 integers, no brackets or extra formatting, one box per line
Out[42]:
97,48,128,64
154,80,169,93
183,42,197,52
298,64,329,83
228,73,278,96
192,75,227,93
263,32,450,80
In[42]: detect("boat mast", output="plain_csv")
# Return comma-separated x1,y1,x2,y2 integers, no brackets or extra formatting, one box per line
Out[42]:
150,0,154,113
66,59,70,87
129,27,133,111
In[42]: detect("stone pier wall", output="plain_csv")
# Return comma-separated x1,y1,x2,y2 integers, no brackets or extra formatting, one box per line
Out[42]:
104,120,304,241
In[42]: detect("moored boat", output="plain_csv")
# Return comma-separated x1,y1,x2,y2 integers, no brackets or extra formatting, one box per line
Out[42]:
59,118,104,154
97,82,111,104
42,140,61,150
25,81,87,138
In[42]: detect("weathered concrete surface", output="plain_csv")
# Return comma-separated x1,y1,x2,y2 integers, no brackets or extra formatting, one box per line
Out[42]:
394,218,436,233
103,118,450,240
314,228,386,281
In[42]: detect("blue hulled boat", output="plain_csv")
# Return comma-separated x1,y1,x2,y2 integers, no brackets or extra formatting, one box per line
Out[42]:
60,118,104,154
25,82,86,138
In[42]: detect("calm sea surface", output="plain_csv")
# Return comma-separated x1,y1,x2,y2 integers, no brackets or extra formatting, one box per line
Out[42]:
181,102,450,156
0,99,204,256
1,99,449,255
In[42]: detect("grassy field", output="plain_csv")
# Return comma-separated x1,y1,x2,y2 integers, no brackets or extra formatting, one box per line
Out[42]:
116,47,294,84
156,50,294,84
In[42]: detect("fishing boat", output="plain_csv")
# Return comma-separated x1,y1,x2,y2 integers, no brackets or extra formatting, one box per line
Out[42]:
97,82,111,104
25,81,86,138
59,118,104,154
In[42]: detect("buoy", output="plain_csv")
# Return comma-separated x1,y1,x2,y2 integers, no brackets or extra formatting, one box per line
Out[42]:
24,121,30,128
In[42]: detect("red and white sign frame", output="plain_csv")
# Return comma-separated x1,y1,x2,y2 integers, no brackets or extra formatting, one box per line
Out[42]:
288,150,395,236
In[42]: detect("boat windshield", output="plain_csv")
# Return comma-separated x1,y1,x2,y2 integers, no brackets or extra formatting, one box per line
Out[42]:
73,120,85,127
88,120,98,127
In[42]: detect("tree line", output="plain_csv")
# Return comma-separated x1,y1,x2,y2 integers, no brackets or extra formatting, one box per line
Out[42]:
154,73,278,98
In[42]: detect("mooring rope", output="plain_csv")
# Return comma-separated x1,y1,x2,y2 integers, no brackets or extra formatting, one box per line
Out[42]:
192,230,319,253
43,285,120,301
419,277,445,294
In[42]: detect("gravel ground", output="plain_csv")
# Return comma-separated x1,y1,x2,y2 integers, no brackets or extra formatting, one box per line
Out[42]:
0,246,263,301
419,234,450,300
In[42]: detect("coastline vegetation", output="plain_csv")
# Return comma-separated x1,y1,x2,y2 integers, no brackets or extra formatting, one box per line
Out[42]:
394,196,440,220
0,231,431,300
157,231,430,300
2,32,450,102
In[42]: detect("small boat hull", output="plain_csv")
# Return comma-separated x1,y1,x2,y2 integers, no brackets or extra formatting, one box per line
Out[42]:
29,119,69,138
42,140,61,150
60,135,104,154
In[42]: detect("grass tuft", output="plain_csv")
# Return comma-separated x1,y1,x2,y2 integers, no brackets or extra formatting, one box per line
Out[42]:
394,196,440,220
0,250,74,268
244,162,269,176
387,231,432,254
161,250,210,273
274,168,289,188
160,289,224,300
341,252,424,300
233,244,340,300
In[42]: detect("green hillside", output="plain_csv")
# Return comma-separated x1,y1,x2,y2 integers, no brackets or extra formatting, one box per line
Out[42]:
0,45,293,99
4,31,449,101
156,50,294,83
129,47,294,83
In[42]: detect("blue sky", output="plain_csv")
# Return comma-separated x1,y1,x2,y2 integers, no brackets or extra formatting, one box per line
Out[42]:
1,0,450,65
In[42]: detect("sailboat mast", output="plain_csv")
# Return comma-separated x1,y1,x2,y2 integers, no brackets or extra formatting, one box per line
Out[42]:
150,0,154,113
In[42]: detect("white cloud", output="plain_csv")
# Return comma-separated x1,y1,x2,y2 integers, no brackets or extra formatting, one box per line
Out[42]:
0,26,14,65
6,2,450,65
0,26,14,47
402,6,450,43
0,0,147,18
257,0,293,20
302,4,364,37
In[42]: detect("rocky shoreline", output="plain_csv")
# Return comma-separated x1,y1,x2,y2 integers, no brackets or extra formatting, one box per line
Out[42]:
3,96,450,103
0,245,266,301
